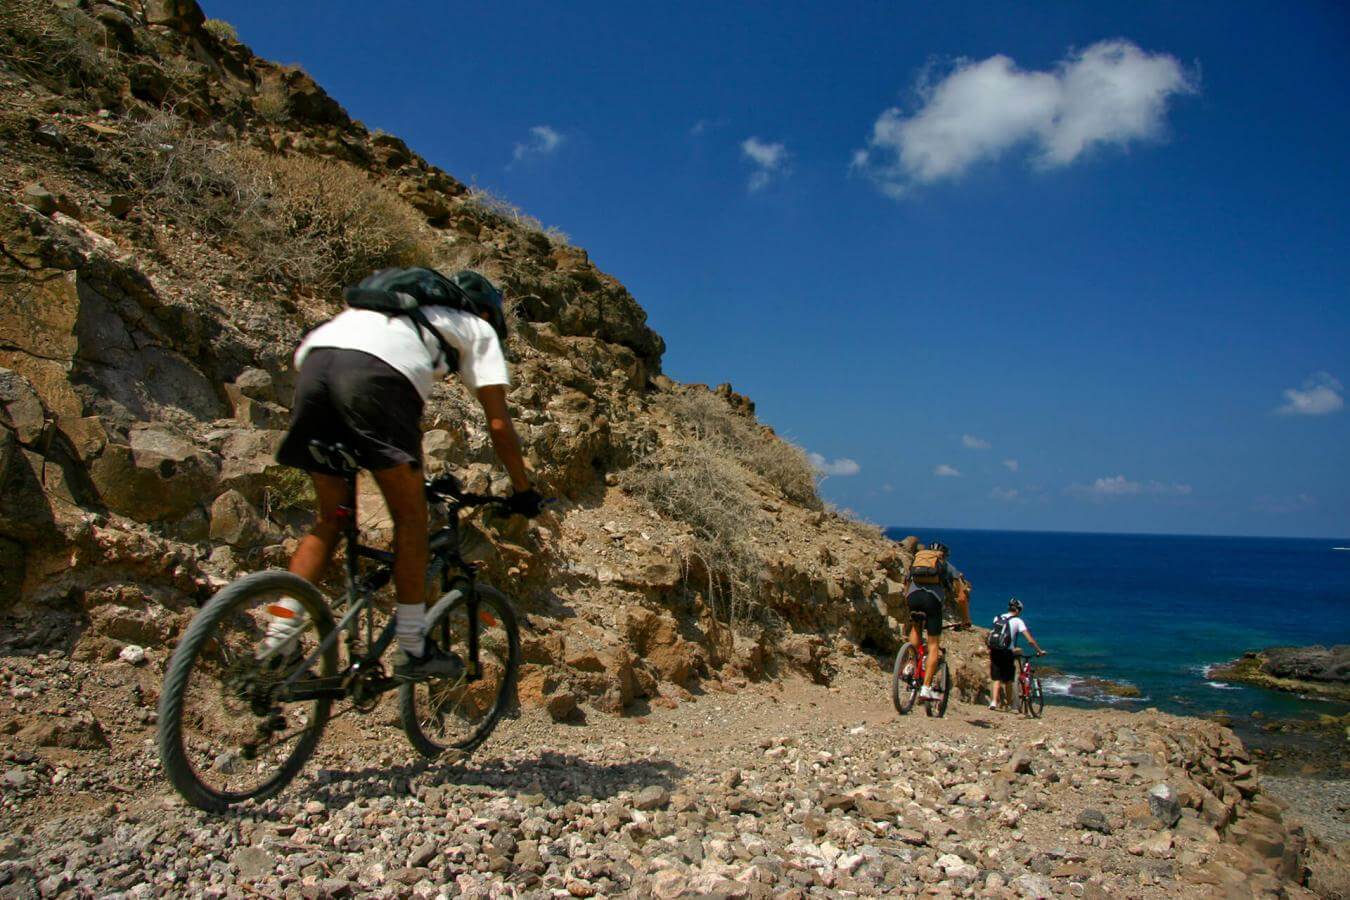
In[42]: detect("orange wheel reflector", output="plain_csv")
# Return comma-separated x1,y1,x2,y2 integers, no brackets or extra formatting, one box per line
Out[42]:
266,604,299,619
479,611,497,627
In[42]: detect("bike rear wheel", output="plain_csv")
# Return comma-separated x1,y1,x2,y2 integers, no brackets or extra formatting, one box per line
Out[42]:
400,583,520,758
926,658,951,718
157,571,337,811
891,643,919,715
1026,676,1044,718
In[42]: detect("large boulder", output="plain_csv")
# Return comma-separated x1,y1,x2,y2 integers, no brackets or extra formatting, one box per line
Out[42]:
143,0,206,32
0,368,47,445
209,489,267,547
89,426,218,522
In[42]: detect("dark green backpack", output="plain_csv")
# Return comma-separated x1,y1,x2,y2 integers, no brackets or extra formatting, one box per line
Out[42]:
343,267,506,371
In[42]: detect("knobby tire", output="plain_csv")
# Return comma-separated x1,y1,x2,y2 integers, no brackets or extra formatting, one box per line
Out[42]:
892,643,919,715
400,584,520,758
157,570,336,812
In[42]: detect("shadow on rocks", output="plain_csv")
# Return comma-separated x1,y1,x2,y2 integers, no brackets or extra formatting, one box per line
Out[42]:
299,749,687,810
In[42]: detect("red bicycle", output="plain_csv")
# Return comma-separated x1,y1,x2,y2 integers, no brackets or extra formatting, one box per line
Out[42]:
891,612,951,717
1014,650,1045,718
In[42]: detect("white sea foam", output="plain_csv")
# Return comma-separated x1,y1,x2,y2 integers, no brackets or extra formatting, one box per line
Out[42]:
1205,681,1239,691
1041,674,1147,705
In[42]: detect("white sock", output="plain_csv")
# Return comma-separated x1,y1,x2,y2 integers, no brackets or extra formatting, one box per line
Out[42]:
396,604,426,657
261,596,306,655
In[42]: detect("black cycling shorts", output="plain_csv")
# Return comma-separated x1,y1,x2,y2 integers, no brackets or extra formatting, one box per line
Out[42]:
276,348,424,475
906,589,943,636
989,647,1016,682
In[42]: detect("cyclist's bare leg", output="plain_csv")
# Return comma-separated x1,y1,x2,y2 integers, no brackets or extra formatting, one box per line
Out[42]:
289,473,355,583
370,463,429,607
923,634,941,688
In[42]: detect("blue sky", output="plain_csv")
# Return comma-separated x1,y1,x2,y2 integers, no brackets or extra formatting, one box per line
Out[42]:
209,1,1349,538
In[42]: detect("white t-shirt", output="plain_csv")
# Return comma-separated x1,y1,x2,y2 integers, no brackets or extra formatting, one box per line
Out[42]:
295,307,509,401
1006,615,1028,648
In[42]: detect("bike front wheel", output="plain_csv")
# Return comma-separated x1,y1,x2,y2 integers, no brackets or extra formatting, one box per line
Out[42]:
926,657,951,718
1026,677,1044,718
400,583,520,758
157,571,337,812
891,643,919,715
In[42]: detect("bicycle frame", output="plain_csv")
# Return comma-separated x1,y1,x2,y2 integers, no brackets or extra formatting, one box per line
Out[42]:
270,474,486,704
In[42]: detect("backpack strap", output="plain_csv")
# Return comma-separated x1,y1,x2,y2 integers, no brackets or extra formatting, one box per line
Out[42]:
405,306,460,373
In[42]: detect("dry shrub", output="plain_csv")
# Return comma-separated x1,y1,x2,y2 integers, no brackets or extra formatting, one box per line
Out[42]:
262,467,315,521
202,18,238,43
126,112,432,293
0,0,116,92
241,152,433,290
621,441,765,624
464,186,570,247
665,391,821,508
253,80,289,123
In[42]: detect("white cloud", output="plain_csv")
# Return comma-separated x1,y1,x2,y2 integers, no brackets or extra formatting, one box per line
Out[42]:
808,453,860,477
852,40,1196,196
991,487,1020,502
882,483,895,493
1002,459,1020,472
1071,474,1192,500
742,137,790,191
512,125,564,163
934,464,961,478
1276,372,1344,416
962,434,991,449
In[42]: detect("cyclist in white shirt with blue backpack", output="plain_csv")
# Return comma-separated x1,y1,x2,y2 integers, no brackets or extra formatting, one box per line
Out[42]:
987,598,1044,711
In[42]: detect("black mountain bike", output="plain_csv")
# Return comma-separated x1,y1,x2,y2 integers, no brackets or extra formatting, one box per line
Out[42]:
157,441,521,812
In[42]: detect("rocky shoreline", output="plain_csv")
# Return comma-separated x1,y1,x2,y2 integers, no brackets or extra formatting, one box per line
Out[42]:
1211,647,1350,704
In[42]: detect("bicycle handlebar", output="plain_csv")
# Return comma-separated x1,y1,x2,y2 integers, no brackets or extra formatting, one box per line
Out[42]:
424,474,510,509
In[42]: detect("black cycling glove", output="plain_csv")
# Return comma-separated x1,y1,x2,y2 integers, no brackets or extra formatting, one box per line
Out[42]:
505,487,546,518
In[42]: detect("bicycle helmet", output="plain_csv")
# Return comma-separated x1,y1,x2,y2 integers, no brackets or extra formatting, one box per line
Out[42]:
449,270,508,344
1008,597,1023,614
928,541,950,555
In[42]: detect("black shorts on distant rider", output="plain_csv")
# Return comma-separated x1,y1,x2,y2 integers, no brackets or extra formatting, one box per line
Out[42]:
906,589,943,636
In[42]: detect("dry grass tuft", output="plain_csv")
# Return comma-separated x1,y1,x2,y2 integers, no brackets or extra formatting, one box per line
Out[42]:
202,18,238,43
664,391,821,508
621,440,765,625
125,111,433,293
463,187,571,247
0,0,117,92
620,388,823,625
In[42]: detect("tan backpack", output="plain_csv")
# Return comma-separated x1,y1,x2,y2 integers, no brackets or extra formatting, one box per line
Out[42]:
910,548,948,586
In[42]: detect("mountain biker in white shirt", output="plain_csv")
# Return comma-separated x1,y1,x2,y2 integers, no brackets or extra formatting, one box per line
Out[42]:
989,597,1044,710
266,269,543,681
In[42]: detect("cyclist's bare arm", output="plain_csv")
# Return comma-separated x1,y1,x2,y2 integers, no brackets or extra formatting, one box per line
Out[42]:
1024,630,1044,654
476,385,531,492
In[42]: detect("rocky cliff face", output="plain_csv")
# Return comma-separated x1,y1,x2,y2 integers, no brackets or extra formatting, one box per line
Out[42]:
0,0,920,715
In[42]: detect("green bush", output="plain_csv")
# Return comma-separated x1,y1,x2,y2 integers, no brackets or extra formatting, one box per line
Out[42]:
262,468,315,520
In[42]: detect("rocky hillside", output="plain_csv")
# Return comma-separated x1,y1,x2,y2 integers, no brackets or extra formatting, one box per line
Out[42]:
0,0,923,715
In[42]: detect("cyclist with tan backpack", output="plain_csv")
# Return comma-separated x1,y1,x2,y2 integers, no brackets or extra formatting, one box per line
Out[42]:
902,542,970,701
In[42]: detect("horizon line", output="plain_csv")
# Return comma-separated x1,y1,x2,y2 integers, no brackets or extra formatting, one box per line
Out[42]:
883,524,1350,543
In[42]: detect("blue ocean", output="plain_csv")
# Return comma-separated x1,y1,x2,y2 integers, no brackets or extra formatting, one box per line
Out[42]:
884,528,1350,721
